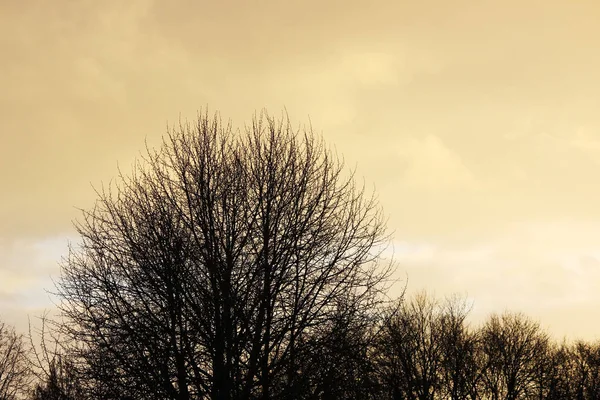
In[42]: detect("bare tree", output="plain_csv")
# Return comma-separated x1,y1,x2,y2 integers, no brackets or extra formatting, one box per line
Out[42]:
29,355,85,400
27,314,85,400
566,340,600,400
540,341,577,400
55,110,392,399
437,295,480,400
374,292,445,400
290,298,384,399
478,312,550,400
0,321,31,400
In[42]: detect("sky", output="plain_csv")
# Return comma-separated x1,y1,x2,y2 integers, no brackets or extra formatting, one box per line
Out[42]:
2,0,600,340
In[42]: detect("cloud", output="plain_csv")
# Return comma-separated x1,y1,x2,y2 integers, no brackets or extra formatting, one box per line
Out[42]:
394,219,600,340
0,235,69,313
395,135,477,191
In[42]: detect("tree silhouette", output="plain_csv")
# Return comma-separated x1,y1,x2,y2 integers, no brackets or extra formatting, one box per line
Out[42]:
0,321,31,400
437,296,480,400
54,110,392,399
29,355,84,400
374,292,446,400
290,299,383,399
478,312,550,400
567,341,600,400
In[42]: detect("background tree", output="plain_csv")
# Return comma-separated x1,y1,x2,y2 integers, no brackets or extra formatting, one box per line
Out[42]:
541,342,577,400
288,299,382,399
567,340,600,400
437,296,480,400
29,355,84,400
27,315,85,400
374,292,445,400
55,111,393,400
478,312,550,400
0,321,31,400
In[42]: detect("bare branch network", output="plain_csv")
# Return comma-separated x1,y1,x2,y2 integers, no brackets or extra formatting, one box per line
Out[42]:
56,110,393,399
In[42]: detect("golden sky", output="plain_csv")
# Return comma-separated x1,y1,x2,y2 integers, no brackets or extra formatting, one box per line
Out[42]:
2,0,600,340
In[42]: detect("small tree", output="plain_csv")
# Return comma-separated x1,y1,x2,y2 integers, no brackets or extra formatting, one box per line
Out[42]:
568,340,600,400
291,299,383,399
27,314,86,400
478,312,550,400
0,321,31,400
542,342,577,400
29,355,84,400
374,292,445,400
55,110,392,399
437,296,480,400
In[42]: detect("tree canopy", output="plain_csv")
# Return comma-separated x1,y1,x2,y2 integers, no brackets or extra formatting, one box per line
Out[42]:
55,111,393,399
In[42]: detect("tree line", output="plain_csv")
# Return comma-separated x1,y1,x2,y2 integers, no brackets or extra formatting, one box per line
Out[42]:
1,110,598,399
3,294,600,399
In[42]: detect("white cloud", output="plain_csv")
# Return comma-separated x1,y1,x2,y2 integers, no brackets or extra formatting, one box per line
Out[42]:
0,235,72,331
392,219,600,339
